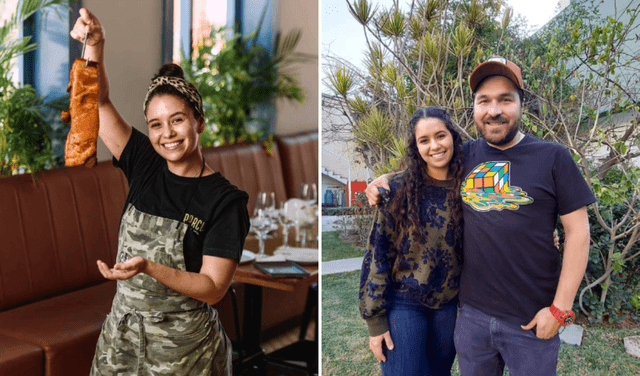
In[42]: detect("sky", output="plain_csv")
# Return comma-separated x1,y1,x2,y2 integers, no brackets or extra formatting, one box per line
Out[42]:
321,0,564,82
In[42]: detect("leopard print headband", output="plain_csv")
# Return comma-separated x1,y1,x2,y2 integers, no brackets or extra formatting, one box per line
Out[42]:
143,76,204,119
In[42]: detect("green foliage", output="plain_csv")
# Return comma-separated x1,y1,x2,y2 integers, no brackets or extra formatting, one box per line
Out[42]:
329,66,354,98
577,167,640,324
0,0,69,177
182,9,307,147
321,206,359,216
0,85,68,175
322,192,375,250
351,191,374,248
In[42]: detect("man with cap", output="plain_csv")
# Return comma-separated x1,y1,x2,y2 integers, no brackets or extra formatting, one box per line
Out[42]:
365,57,595,375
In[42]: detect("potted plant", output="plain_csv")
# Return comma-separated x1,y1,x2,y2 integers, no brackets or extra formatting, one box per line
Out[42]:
182,9,308,147
0,0,69,177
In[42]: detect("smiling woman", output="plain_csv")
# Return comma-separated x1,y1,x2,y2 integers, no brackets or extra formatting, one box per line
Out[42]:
358,107,465,376
414,117,455,181
143,65,211,177
69,8,250,376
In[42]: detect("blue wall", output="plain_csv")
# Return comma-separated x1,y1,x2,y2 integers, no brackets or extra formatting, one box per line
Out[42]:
237,0,274,52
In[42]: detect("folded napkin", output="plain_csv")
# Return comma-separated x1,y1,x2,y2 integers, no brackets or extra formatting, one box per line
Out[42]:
275,246,318,253
254,254,287,262
273,246,318,264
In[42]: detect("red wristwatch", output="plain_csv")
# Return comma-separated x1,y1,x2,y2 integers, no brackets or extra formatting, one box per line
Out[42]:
550,304,575,326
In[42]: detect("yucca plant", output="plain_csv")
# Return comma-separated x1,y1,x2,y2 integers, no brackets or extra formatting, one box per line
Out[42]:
327,0,508,175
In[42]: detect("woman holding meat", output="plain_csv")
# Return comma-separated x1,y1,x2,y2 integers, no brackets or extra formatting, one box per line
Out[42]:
70,8,249,376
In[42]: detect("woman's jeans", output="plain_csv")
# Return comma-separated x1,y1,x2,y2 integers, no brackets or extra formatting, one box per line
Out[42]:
380,299,458,376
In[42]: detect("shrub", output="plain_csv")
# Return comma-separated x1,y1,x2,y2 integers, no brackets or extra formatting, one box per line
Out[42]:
577,200,640,323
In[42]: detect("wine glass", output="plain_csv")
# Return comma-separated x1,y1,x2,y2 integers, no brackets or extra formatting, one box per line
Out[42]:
260,191,279,235
264,193,278,221
277,201,296,247
256,192,276,211
251,192,275,258
297,183,318,246
298,183,318,205
283,198,313,247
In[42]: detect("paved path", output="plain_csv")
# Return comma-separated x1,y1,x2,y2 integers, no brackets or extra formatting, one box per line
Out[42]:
322,257,363,275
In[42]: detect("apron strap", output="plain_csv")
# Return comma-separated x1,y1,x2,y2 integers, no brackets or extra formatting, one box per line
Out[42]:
116,310,165,363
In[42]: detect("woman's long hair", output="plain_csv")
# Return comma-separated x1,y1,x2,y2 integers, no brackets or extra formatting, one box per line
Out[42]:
387,107,464,249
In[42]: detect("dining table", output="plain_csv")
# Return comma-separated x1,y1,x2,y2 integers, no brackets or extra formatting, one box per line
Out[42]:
233,229,318,374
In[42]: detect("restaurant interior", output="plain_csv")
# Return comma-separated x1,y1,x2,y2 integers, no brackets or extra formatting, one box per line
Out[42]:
0,0,319,375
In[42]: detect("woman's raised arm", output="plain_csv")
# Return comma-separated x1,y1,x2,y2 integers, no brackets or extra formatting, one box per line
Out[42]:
70,8,132,160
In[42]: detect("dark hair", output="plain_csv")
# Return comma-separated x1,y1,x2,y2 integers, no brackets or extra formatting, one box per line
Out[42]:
143,63,203,120
388,107,464,249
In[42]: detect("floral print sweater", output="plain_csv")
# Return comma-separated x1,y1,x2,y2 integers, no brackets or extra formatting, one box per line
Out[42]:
359,174,463,336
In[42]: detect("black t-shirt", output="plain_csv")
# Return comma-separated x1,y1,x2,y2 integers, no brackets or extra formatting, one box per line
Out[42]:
459,134,595,325
113,128,250,272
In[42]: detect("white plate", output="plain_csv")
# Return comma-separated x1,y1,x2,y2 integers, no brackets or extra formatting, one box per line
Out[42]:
240,250,256,264
273,246,318,265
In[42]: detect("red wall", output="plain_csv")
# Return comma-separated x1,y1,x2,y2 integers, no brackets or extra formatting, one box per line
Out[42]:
350,181,367,206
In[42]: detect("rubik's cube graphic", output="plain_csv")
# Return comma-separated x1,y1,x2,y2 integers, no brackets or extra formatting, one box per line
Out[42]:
462,161,533,211
463,162,510,194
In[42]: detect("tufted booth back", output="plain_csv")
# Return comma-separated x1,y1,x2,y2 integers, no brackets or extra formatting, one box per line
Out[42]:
0,162,128,311
275,132,319,199
202,141,288,211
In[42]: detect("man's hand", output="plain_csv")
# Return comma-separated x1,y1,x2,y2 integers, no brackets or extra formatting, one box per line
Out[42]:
365,175,390,206
521,307,561,339
97,257,147,280
369,331,394,362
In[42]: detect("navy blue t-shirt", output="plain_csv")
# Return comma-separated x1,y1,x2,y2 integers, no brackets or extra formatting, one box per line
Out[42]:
459,134,595,325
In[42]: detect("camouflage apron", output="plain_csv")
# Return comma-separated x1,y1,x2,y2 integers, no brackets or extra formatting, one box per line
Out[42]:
90,203,232,376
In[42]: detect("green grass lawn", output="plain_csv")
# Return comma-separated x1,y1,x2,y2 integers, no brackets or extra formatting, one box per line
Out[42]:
322,231,364,262
322,270,640,376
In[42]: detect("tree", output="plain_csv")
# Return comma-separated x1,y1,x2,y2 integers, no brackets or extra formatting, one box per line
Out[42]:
324,0,511,176
521,0,640,323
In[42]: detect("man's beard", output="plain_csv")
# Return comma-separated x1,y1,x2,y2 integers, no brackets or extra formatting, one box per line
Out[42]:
480,117,520,146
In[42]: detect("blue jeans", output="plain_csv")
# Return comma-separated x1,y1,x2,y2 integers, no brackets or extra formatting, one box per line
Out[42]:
453,304,560,376
380,299,458,376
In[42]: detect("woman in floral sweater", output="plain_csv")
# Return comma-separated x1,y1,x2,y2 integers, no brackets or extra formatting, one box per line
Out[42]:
359,107,464,375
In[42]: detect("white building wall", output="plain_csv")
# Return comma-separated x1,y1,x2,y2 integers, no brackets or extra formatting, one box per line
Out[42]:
321,109,372,207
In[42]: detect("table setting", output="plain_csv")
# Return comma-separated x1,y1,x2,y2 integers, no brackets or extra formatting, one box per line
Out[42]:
247,183,319,269
233,183,319,374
